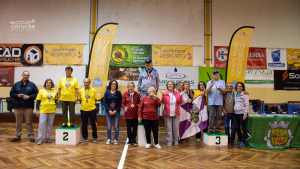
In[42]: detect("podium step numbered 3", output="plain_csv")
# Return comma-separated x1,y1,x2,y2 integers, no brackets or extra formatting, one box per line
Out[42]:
203,132,228,146
56,126,81,145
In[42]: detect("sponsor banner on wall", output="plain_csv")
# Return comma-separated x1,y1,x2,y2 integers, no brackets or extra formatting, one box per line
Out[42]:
109,44,151,67
43,44,83,65
0,67,14,87
274,70,300,90
87,23,118,100
226,26,255,84
214,46,266,69
214,46,228,69
247,47,267,69
287,48,300,70
152,45,193,66
245,70,273,83
153,66,198,89
266,48,287,70
0,44,43,66
108,67,144,81
198,67,226,84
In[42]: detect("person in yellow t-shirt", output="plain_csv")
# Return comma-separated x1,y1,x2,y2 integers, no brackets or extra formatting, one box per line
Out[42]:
36,79,57,145
57,66,79,128
78,78,98,143
193,81,208,141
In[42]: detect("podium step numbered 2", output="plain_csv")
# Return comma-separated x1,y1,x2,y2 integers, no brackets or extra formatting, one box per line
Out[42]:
56,126,81,145
203,132,228,146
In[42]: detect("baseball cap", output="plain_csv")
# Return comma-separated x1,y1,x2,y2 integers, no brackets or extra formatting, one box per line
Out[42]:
145,58,152,63
212,70,219,74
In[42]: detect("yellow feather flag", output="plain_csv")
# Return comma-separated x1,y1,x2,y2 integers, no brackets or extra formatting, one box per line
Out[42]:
87,23,118,100
226,26,255,88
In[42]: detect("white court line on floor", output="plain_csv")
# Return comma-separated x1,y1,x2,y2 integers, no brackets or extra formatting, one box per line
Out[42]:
118,138,129,169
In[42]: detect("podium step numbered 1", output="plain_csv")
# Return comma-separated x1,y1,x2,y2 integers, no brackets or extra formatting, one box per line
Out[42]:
203,132,228,146
56,126,81,145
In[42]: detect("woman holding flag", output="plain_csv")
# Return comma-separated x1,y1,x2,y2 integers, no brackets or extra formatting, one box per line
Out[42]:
194,81,208,141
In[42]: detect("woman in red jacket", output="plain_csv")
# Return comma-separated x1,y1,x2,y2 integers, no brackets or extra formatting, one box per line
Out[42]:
160,81,184,146
122,82,140,146
138,87,161,149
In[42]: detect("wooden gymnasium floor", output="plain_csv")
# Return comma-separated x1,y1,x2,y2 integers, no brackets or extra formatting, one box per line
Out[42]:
0,123,299,169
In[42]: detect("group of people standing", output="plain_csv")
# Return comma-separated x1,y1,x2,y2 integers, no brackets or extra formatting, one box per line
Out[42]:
9,58,249,149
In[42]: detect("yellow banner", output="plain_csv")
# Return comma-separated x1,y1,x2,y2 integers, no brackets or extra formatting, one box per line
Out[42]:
152,45,193,66
88,23,118,100
287,48,300,70
226,27,255,85
43,44,83,65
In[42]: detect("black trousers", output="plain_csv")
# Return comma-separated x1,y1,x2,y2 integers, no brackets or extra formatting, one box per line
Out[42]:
235,114,248,143
142,119,159,145
81,109,97,139
126,119,138,140
196,128,208,138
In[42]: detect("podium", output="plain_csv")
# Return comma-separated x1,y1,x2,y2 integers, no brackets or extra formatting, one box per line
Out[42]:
56,126,81,145
203,132,228,146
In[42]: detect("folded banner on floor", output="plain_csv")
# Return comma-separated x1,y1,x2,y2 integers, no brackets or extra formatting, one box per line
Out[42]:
87,23,118,100
179,96,208,139
226,26,254,85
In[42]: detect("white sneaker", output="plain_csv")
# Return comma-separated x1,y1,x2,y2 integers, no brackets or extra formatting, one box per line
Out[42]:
145,144,151,149
154,144,161,149
114,140,118,145
196,138,200,142
106,139,111,145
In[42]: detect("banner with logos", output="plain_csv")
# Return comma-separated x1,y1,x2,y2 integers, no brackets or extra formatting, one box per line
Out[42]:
87,23,118,100
108,67,144,81
109,44,151,67
214,46,228,69
287,48,300,70
274,70,300,90
247,47,267,69
153,66,198,89
0,44,43,66
214,46,266,69
198,67,226,84
152,45,193,66
226,26,255,84
0,67,14,87
266,48,287,70
43,44,83,65
245,70,273,83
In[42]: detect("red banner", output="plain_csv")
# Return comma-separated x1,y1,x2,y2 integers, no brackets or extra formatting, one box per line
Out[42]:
0,67,14,87
214,46,266,69
247,47,267,69
214,46,228,69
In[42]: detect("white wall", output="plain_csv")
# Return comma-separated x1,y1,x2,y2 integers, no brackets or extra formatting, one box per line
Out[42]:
0,0,90,64
212,0,300,90
212,0,300,66
97,0,205,66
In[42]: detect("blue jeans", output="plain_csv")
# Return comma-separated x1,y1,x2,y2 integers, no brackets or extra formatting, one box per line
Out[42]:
105,111,120,140
224,113,235,143
234,114,248,143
